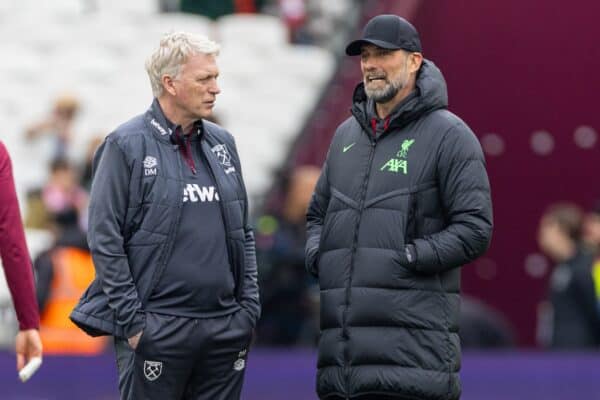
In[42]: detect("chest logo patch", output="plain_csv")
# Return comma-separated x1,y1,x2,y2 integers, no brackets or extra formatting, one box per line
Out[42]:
143,360,163,381
143,156,158,176
380,139,414,174
211,144,236,174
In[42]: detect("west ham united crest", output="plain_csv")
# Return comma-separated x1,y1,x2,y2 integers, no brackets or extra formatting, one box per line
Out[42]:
211,144,236,174
143,360,163,381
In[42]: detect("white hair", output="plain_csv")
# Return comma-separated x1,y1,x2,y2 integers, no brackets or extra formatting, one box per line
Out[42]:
145,31,220,98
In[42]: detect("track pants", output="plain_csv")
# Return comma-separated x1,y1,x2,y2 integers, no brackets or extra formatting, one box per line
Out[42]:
114,309,254,400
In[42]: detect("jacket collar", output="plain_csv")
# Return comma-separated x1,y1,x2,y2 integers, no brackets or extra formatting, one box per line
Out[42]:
351,59,448,137
145,99,204,143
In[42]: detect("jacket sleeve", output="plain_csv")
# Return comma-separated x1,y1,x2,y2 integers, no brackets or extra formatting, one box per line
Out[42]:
229,138,261,323
409,122,493,275
305,154,331,278
0,142,40,330
87,138,145,338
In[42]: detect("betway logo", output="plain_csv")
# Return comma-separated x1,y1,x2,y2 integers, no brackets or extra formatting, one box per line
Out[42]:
150,118,169,136
183,184,220,203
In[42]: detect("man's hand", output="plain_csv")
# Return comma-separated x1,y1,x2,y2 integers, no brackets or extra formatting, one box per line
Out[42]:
15,329,43,371
127,331,143,350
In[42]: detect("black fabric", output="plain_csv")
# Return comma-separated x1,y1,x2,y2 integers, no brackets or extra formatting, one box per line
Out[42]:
34,225,88,312
306,60,493,400
70,100,260,339
147,134,237,318
549,247,600,348
346,14,422,55
114,310,252,400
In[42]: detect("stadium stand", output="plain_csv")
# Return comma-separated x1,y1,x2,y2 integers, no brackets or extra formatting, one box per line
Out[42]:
0,1,343,349
0,1,337,256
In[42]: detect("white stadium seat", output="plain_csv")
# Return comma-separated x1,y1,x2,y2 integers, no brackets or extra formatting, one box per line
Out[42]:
0,5,335,215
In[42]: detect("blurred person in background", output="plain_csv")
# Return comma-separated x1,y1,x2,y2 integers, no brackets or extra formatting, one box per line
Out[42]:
24,93,80,161
582,202,600,315
459,295,514,349
80,135,105,192
306,15,493,400
70,32,259,400
537,203,600,349
33,207,106,355
25,158,88,231
179,0,267,19
582,202,600,254
278,0,311,44
255,165,320,346
0,141,43,371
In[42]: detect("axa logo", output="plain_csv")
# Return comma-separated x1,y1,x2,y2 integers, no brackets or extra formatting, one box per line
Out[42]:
380,139,415,174
143,156,158,176
150,118,170,136
183,184,220,203
211,144,235,174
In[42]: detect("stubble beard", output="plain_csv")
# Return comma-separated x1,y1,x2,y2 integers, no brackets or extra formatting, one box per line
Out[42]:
364,75,405,104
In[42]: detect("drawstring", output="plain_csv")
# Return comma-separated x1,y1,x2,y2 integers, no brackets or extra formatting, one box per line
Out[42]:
371,116,391,137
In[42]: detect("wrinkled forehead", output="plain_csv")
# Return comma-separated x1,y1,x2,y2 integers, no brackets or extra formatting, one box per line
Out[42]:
180,52,219,73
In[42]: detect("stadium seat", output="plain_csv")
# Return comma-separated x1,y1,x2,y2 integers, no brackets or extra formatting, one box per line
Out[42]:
216,14,289,49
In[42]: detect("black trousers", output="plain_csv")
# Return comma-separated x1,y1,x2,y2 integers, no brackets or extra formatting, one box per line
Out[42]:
114,309,254,400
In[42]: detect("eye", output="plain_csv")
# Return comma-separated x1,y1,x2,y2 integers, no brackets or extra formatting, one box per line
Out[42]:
198,75,218,83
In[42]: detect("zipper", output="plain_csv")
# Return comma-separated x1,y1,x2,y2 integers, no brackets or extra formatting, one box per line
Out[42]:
142,144,184,305
199,139,240,300
343,137,377,396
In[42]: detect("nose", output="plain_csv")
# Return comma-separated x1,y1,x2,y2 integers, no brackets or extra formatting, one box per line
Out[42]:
210,79,220,95
361,56,378,73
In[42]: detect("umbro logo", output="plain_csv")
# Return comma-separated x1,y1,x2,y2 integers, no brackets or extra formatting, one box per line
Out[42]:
183,184,220,203
143,156,158,176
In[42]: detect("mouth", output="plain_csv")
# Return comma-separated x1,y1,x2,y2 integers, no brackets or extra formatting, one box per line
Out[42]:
366,75,387,84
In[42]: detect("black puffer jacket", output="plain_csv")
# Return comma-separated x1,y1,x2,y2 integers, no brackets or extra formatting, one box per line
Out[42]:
306,60,493,400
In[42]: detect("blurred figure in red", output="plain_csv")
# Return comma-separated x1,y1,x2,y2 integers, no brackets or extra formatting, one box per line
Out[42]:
537,203,600,348
25,158,88,231
0,141,43,371
279,0,309,43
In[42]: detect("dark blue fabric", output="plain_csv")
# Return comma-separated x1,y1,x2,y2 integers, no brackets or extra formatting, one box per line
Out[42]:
70,100,260,339
147,134,237,318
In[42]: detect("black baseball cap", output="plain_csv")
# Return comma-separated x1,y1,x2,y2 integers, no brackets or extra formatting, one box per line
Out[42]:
346,14,422,56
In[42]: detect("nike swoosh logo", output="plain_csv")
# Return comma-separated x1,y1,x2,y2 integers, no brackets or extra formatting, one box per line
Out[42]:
343,143,356,153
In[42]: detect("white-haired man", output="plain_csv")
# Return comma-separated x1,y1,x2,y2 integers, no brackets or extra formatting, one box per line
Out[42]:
71,32,260,399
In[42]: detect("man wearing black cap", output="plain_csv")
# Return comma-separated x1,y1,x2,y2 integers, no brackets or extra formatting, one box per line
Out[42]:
306,15,493,400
